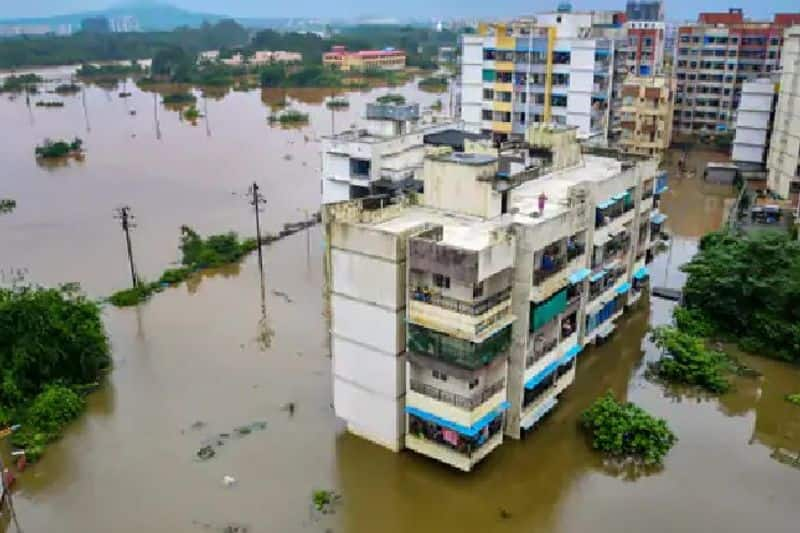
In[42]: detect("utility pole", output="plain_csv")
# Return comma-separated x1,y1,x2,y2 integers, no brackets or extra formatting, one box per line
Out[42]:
249,182,266,277
113,206,138,288
0,454,23,533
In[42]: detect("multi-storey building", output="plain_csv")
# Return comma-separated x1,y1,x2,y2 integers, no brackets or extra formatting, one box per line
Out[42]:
625,0,664,22
323,125,663,470
323,46,407,71
673,10,800,136
617,75,674,159
461,12,619,142
620,21,666,76
732,78,779,167
320,100,460,204
767,25,800,205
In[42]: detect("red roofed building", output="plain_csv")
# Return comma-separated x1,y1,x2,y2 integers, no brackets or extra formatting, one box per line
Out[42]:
673,8,800,136
323,45,406,71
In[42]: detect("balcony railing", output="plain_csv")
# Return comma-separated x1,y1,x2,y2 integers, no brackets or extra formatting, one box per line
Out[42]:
408,324,512,370
409,378,505,410
411,287,512,316
525,337,558,368
534,257,567,284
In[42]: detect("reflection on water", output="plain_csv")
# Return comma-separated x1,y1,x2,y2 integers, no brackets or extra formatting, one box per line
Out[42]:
2,72,800,532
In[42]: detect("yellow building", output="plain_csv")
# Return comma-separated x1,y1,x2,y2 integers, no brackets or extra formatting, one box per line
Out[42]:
618,76,675,160
323,46,406,71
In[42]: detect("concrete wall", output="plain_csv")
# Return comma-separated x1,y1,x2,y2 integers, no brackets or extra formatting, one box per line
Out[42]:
422,158,501,218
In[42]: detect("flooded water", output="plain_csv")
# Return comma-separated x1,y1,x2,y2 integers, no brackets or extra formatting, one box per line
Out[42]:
2,72,799,533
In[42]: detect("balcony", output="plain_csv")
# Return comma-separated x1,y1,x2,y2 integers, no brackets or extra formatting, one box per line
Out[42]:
405,426,503,472
407,323,512,370
409,286,514,342
409,378,505,412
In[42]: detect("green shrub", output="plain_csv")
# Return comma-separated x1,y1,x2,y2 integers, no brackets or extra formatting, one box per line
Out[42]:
25,385,84,435
180,226,254,268
376,93,405,105
581,392,676,465
787,393,800,406
159,267,192,285
650,326,732,393
109,284,155,307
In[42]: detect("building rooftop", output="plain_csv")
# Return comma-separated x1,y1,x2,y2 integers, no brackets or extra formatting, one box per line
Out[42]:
431,152,497,166
423,129,489,148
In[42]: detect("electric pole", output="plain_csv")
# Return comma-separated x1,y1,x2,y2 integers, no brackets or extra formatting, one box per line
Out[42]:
249,182,266,277
113,206,138,288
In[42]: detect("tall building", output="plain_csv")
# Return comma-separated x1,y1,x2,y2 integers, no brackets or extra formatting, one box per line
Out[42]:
767,25,800,205
618,76,674,159
323,125,665,470
625,0,664,22
81,16,111,33
732,78,779,167
621,20,666,76
673,10,800,136
460,12,622,142
320,99,462,204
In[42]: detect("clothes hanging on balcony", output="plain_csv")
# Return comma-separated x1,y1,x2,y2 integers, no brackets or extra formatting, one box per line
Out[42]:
442,428,459,446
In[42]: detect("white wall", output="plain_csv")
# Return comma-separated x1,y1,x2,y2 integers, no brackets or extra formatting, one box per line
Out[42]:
322,179,350,205
332,249,403,308
331,294,405,355
736,110,770,130
732,144,764,164
334,378,405,451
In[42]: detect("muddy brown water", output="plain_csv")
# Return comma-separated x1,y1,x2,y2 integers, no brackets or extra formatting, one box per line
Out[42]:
1,71,799,533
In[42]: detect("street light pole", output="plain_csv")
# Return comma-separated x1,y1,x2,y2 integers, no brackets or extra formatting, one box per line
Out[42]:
113,206,138,288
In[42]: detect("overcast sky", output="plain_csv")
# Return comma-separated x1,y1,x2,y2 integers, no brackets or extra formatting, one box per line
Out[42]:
3,1,797,22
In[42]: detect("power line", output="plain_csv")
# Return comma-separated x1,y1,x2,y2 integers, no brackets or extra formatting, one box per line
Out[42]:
248,182,267,278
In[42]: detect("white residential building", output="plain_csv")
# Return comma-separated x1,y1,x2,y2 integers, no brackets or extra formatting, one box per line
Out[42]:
461,13,618,142
732,78,778,166
767,25,800,204
322,124,664,470
320,101,458,204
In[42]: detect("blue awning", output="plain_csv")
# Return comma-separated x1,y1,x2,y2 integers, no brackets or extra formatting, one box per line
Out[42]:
651,212,667,224
656,185,669,194
611,192,625,201
633,267,649,280
597,199,616,209
616,281,631,294
521,397,558,430
561,344,582,365
569,268,591,284
590,270,606,282
524,360,559,390
405,401,510,438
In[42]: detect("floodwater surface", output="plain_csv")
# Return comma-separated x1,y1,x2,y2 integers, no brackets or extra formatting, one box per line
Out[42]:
1,74,798,533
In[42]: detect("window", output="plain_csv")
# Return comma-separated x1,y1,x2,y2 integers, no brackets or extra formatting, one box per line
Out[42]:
433,273,450,289
468,378,480,390
473,282,484,299
482,109,492,121
432,370,448,382
483,88,494,100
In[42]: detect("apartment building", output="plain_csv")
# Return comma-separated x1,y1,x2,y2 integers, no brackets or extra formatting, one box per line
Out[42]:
767,25,800,205
625,0,664,22
673,10,800,136
323,46,407,71
320,100,463,205
732,78,778,167
323,125,663,470
620,21,666,76
617,76,674,159
461,12,620,141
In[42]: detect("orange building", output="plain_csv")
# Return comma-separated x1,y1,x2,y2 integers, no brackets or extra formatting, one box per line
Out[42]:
323,46,406,71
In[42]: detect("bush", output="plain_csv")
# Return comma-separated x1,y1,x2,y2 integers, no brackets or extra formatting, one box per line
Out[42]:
0,285,110,408
10,385,85,462
581,392,676,465
159,267,192,285
650,326,732,393
376,93,405,105
108,284,154,307
180,226,254,268
162,92,197,105
0,198,16,214
681,231,800,363
787,393,800,406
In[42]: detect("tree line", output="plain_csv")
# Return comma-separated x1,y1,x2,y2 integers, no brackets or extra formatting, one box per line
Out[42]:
0,20,456,70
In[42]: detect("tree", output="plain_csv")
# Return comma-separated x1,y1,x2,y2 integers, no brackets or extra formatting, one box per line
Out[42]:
0,285,110,409
581,392,677,465
152,45,194,81
681,230,800,362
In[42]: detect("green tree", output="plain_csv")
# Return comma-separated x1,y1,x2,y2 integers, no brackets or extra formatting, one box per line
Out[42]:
581,392,677,465
650,326,731,393
681,231,800,362
0,285,110,409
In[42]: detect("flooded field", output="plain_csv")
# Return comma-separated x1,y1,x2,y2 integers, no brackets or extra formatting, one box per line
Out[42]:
1,72,799,533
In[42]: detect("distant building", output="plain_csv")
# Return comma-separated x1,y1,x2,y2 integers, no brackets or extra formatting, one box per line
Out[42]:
323,46,406,71
0,24,52,36
625,1,664,22
673,10,800,136
110,16,140,33
200,50,303,66
617,75,674,160
621,21,666,76
81,16,111,33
